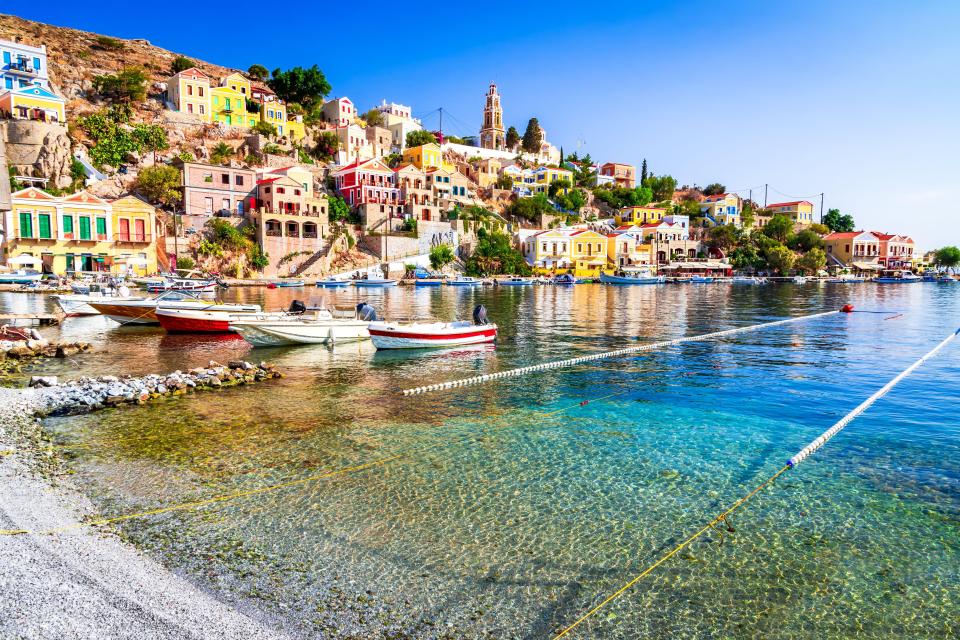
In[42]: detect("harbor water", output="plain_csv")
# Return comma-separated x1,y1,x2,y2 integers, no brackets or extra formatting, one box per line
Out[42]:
3,282,959,638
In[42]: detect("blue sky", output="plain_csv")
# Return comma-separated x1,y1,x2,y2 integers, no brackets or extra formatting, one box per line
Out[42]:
13,1,959,249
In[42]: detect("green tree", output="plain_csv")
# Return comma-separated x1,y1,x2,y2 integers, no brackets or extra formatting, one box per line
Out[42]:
548,178,572,199
94,36,125,51
210,142,234,165
429,244,455,271
572,153,596,188
729,244,765,272
740,200,757,228
328,195,351,222
809,222,830,235
406,129,437,147
135,165,181,208
132,123,168,153
361,108,384,126
521,118,543,153
247,64,269,81
934,246,960,271
643,174,676,202
707,224,738,252
92,67,148,103
506,194,554,222
789,228,824,252
702,183,726,196
765,244,795,274
494,174,514,190
763,214,794,244
640,158,648,183
312,131,339,161
175,255,195,270
170,56,195,74
248,243,269,271
592,185,653,209
505,126,520,149
796,248,827,274
465,228,530,276
251,120,277,137
268,65,331,107
457,205,496,234
384,152,403,168
822,208,855,232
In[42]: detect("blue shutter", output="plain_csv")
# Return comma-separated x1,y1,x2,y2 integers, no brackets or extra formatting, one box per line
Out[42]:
2,51,10,64
33,57,40,70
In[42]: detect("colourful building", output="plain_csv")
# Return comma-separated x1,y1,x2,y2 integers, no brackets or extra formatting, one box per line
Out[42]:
166,67,211,121
523,228,573,270
822,231,881,269
599,162,636,188
210,83,249,128
321,97,355,127
569,229,608,276
402,143,454,172
767,200,815,225
0,85,65,123
875,232,915,269
2,188,158,275
700,193,741,227
606,229,649,267
616,205,667,226
533,166,574,194
1,38,50,91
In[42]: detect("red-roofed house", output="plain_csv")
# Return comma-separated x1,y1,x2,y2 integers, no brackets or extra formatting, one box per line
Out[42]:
599,162,636,189
822,231,881,269
874,232,915,268
767,200,815,225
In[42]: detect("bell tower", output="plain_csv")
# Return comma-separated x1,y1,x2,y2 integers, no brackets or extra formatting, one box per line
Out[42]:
479,83,505,150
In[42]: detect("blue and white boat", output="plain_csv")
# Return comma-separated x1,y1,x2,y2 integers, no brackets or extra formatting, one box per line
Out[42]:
274,280,305,288
731,276,767,285
353,266,397,287
499,276,534,286
690,275,714,283
599,267,664,285
552,273,577,285
446,277,481,286
875,270,921,284
0,269,43,284
316,278,351,288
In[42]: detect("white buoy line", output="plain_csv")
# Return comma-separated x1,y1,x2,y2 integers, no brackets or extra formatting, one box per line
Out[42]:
401,309,843,396
787,327,960,467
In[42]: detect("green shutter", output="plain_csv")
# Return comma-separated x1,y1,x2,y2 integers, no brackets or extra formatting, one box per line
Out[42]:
62,215,73,234
38,214,51,239
79,217,91,240
65,254,74,272
18,212,32,238
95,218,107,237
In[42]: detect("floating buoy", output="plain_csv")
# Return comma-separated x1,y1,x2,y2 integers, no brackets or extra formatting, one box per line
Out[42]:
841,304,854,313
266,283,277,289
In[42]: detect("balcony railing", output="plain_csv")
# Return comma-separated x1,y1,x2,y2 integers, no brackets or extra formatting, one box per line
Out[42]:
265,229,282,237
6,62,38,75
114,233,151,243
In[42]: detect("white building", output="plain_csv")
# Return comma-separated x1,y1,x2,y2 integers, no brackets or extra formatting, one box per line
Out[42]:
1,39,50,92
376,100,423,151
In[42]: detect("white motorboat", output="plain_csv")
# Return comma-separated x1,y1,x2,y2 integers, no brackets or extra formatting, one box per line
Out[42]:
792,276,808,284
367,305,497,349
446,277,482,286
498,276,534,285
352,266,397,287
231,309,371,346
731,276,767,285
88,290,261,325
874,270,922,284
0,269,43,284
600,267,665,284
52,283,139,316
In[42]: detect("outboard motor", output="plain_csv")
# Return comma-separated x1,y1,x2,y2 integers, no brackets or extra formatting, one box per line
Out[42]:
288,299,307,314
473,304,488,326
356,303,377,322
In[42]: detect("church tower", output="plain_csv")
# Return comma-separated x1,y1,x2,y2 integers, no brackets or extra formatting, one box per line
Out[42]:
479,83,505,150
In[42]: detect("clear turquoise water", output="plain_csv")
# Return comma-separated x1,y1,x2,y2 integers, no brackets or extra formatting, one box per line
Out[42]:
8,282,960,638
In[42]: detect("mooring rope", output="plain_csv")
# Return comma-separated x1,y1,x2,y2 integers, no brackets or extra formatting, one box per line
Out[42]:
552,327,959,639
402,310,841,396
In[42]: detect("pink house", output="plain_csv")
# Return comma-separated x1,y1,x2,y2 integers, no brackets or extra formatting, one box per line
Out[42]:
321,97,355,127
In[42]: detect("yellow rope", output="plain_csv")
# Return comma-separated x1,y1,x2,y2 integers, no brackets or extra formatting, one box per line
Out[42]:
552,464,791,639
0,455,401,536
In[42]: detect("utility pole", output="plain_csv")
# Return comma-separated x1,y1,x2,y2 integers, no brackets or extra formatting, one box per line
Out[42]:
764,184,768,207
438,107,443,144
820,193,824,223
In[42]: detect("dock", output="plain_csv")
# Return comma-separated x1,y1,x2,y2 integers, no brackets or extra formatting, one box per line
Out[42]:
0,313,63,327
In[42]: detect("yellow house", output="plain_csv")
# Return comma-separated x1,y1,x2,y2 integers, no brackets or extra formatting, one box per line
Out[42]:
110,195,159,275
4,188,118,274
210,84,249,128
523,228,573,270
767,200,815,225
700,193,741,226
403,143,455,172
533,166,574,194
606,230,650,267
0,85,66,123
166,67,211,122
569,229,608,277
616,205,666,226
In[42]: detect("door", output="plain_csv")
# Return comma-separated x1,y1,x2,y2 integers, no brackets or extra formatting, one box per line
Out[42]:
134,219,145,242
204,197,214,214
119,218,130,241
38,214,51,239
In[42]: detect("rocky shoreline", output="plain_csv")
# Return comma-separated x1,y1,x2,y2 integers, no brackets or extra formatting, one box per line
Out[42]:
0,364,292,640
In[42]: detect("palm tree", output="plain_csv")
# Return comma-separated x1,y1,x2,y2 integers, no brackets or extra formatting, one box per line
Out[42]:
210,142,234,165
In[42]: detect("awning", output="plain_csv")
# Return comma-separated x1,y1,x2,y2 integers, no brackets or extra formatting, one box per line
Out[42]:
8,254,41,266
852,261,881,270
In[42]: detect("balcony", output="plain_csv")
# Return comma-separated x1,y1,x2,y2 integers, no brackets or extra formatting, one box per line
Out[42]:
114,233,152,243
6,61,38,76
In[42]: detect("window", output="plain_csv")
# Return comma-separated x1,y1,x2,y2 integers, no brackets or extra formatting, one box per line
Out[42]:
38,213,51,239
235,175,244,186
187,85,193,96
79,216,91,240
204,197,213,214
33,57,40,70
277,187,285,194
62,215,73,237
187,103,193,114
199,86,204,97
221,174,230,184
199,105,205,115
222,198,230,211
18,212,33,238
95,218,107,238
203,172,212,182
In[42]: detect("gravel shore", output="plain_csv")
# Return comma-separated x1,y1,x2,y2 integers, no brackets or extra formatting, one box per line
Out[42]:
0,387,291,640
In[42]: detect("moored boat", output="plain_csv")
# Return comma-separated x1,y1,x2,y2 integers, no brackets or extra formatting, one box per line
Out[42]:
89,290,261,325
446,277,481,286
690,275,714,283
0,270,43,285
552,273,577,285
874,270,921,284
156,308,276,333
599,267,664,284
230,306,372,346
368,305,497,350
52,283,138,316
316,278,352,288
273,280,305,288
498,276,534,286
353,266,397,287
731,276,767,285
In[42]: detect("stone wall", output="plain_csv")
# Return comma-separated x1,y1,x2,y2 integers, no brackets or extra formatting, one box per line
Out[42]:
2,120,73,189
260,235,330,277
0,132,10,214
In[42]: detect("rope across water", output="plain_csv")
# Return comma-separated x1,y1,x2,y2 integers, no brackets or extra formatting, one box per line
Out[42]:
402,310,841,396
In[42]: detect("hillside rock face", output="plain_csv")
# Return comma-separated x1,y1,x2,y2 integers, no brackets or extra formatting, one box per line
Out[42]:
2,121,73,189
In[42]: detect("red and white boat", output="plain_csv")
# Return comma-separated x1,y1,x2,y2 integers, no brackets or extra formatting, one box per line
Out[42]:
155,308,267,333
368,306,497,350
89,290,260,325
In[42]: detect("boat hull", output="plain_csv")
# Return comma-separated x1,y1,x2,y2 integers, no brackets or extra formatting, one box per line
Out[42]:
600,273,664,284
316,280,351,288
368,324,497,349
354,279,397,287
52,294,139,316
875,278,921,284
231,321,370,346
90,301,261,325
